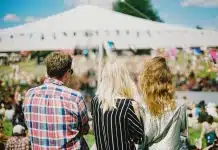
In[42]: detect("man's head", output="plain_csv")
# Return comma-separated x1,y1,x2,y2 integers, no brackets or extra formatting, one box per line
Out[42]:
45,52,73,83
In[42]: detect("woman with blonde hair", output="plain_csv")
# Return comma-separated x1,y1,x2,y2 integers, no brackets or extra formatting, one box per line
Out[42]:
91,61,144,150
139,56,187,150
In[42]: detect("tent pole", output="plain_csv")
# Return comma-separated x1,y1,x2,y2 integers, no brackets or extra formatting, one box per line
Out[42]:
98,43,103,87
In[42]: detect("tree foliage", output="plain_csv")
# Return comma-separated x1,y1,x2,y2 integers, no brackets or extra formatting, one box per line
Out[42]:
196,25,203,30
113,0,162,22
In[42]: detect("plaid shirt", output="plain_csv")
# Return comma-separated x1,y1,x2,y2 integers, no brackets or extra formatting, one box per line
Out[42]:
5,136,29,150
24,78,89,150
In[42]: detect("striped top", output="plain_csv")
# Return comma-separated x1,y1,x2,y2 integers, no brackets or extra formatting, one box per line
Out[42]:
91,97,144,150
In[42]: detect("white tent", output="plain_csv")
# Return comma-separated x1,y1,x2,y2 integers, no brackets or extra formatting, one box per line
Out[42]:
0,5,218,51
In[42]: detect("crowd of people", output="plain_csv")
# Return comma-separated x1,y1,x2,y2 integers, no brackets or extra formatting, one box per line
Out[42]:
0,52,187,150
0,50,217,150
187,100,218,149
175,71,218,92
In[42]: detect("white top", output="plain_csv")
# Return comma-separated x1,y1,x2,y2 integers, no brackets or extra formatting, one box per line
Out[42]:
141,101,187,150
5,109,15,121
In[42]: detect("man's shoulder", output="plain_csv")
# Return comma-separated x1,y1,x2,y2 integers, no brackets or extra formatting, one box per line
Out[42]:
25,87,35,97
25,85,43,96
62,86,83,101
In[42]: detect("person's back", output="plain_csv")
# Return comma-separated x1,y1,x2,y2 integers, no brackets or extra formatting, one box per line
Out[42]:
142,102,186,150
138,57,187,150
92,98,143,150
92,61,144,150
23,52,89,149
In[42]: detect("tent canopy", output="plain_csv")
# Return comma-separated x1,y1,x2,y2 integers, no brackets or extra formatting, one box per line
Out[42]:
0,5,218,51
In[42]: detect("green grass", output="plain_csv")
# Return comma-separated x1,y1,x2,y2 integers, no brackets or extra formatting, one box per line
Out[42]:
0,60,46,78
3,120,13,136
0,65,11,73
2,119,210,148
84,133,95,147
189,127,206,148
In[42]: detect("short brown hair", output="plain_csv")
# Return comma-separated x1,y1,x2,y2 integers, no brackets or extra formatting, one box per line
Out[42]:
45,52,72,78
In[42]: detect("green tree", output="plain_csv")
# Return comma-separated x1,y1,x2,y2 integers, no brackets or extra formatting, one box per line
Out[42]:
31,51,52,64
196,25,203,30
113,0,162,22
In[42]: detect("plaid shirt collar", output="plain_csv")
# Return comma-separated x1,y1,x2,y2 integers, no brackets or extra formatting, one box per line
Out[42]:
44,78,64,86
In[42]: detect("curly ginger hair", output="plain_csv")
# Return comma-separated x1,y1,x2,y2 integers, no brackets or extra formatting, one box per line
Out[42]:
139,56,176,117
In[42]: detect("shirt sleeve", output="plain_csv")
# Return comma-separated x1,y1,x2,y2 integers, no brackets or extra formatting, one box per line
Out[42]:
77,95,90,135
180,104,187,132
127,101,144,144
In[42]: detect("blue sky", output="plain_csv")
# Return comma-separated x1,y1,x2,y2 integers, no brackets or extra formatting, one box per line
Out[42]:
0,0,218,29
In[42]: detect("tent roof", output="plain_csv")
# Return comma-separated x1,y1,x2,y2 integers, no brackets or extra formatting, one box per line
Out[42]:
0,5,191,33
0,5,218,51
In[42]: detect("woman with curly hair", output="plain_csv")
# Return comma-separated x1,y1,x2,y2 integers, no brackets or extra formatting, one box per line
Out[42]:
139,56,187,150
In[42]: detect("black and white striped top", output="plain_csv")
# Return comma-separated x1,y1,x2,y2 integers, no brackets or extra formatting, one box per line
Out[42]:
91,97,144,150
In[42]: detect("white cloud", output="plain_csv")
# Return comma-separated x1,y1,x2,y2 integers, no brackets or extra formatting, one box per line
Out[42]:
204,26,218,30
24,16,41,23
64,0,116,9
3,14,20,22
64,0,74,8
181,0,218,7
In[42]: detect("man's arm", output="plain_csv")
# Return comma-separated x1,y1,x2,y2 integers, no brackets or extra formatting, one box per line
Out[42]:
77,96,90,135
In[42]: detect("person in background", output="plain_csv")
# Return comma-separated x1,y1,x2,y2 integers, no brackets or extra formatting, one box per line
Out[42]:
5,125,29,150
198,105,209,123
14,86,21,104
4,105,14,122
0,103,5,120
0,121,8,141
12,103,26,129
192,101,205,119
200,115,218,147
187,71,196,90
92,61,144,150
216,106,218,115
139,57,187,150
24,52,90,149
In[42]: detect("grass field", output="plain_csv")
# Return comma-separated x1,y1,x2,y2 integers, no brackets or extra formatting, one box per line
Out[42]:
189,127,206,148
0,60,46,77
4,119,207,148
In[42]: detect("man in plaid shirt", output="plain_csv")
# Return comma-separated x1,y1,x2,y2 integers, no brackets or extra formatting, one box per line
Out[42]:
24,52,90,150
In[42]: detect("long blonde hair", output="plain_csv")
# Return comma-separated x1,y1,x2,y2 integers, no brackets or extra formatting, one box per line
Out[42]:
96,61,139,112
139,56,176,117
